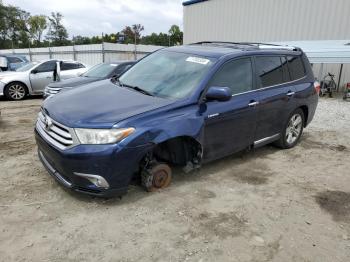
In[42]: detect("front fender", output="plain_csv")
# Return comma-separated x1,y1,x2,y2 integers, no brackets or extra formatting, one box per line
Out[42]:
119,106,205,149
2,74,32,92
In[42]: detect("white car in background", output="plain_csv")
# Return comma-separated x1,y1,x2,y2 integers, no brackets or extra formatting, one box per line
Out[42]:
0,60,87,100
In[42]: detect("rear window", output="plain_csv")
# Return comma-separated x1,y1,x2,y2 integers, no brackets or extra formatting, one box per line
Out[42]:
255,56,284,87
287,56,306,80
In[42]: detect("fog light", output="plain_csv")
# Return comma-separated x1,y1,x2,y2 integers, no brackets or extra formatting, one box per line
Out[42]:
74,173,110,189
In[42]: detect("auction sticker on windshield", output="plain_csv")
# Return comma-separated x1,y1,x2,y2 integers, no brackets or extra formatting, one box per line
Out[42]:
186,56,210,65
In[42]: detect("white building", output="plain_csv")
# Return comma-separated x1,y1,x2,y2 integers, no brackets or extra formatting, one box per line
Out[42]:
183,0,350,89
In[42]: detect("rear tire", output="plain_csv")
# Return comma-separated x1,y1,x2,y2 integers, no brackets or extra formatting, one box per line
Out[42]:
4,82,28,100
274,108,304,149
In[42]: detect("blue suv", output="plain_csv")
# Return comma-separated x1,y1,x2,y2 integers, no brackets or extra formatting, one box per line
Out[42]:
35,42,318,197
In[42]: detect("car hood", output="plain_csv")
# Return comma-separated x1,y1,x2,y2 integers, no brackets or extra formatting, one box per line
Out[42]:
43,79,175,128
48,76,101,88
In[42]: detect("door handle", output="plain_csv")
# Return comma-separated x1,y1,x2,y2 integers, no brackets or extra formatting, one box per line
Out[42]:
286,91,295,96
248,101,259,107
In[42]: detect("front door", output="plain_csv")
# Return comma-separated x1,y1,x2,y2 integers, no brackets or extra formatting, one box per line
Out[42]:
202,57,259,161
29,60,57,93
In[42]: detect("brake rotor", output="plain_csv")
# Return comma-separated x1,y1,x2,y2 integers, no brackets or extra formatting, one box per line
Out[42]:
142,163,172,192
153,169,170,188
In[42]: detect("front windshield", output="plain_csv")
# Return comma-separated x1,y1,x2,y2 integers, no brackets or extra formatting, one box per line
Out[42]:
119,50,216,99
16,62,37,72
83,63,118,78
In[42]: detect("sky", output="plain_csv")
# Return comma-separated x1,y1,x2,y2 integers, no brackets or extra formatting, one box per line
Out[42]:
4,0,184,37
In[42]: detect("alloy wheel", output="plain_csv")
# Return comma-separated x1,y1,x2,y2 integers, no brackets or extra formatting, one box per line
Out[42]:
285,114,303,145
8,84,26,100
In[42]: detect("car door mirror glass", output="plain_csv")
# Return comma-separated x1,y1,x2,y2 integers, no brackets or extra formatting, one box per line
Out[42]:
206,86,232,102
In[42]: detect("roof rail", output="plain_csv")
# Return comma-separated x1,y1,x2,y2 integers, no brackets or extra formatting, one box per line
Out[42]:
191,41,256,47
191,41,300,51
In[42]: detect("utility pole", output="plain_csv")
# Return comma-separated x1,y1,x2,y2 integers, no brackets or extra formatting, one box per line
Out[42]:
134,30,137,60
102,32,105,62
28,39,32,62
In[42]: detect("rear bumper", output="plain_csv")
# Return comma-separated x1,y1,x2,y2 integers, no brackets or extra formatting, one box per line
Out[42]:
305,94,318,127
35,129,151,197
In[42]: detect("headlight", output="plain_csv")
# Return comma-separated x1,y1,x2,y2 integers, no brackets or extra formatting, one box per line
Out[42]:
74,128,135,144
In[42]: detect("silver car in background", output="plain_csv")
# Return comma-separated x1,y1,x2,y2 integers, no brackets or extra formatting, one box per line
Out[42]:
0,60,87,100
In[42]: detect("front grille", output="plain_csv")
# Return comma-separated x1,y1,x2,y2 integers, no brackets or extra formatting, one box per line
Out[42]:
45,86,62,96
36,110,75,150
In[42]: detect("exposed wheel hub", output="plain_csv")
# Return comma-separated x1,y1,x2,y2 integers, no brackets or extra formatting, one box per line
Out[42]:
141,163,172,192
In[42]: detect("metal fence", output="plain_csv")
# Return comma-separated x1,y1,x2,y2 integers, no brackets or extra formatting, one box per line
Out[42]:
0,42,164,66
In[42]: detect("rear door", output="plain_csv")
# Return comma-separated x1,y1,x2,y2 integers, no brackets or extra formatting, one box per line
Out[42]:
60,62,86,79
253,55,296,146
203,57,259,161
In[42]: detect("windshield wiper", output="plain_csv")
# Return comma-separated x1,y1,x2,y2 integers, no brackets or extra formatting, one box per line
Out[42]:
115,79,153,96
127,85,154,96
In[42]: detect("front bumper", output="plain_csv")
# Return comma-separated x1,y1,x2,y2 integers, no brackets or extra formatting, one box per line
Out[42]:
35,129,152,197
0,81,5,96
43,86,62,99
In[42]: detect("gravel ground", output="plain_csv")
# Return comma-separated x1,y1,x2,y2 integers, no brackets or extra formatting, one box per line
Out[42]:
0,96,349,262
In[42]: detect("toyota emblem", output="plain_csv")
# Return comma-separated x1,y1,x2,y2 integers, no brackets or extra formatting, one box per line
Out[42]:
45,116,53,131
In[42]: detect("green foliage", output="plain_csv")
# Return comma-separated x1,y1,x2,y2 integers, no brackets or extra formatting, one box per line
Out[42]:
168,25,183,45
28,15,47,46
0,2,30,49
46,12,69,46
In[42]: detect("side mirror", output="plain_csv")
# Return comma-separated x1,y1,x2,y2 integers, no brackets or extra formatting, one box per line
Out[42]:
111,74,119,79
0,57,8,68
205,86,232,102
31,69,38,74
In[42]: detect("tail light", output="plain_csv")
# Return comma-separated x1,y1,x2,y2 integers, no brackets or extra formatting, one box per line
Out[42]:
314,81,320,94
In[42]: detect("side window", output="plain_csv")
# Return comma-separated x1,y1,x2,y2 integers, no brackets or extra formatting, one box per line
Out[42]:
35,61,56,73
7,57,23,63
114,64,132,75
61,62,82,71
281,56,290,82
255,56,284,87
208,58,253,95
287,55,305,80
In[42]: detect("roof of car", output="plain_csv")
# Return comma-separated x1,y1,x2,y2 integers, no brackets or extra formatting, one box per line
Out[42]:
168,42,302,59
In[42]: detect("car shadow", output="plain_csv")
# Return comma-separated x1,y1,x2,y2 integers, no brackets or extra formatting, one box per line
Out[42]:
0,95,43,102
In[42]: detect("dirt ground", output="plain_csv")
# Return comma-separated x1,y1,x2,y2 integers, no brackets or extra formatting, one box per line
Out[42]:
0,96,349,262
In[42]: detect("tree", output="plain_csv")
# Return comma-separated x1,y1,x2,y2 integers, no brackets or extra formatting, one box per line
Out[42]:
168,25,183,45
132,24,144,44
121,26,135,44
72,35,91,45
0,4,30,48
46,12,68,46
28,15,47,46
